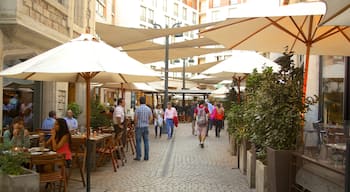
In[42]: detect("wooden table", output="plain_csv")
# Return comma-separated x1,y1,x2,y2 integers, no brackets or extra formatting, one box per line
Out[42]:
72,133,112,170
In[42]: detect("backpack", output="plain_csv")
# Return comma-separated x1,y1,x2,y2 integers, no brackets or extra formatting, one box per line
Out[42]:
197,107,207,126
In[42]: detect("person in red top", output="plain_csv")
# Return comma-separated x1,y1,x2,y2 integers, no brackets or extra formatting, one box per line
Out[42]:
194,100,209,148
215,103,225,137
46,118,72,168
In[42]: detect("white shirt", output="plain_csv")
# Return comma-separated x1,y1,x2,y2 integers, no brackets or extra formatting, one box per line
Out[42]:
113,105,124,124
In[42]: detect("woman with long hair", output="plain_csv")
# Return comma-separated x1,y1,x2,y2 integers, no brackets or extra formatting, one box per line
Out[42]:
3,116,30,148
46,118,72,166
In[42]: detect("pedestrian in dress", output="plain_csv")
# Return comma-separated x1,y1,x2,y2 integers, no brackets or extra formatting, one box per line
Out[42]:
134,96,153,161
153,104,164,138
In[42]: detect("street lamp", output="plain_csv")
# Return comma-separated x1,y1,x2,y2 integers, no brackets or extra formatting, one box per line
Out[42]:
182,58,186,108
153,22,181,112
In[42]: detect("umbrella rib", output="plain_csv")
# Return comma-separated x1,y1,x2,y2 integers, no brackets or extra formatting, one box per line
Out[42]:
119,74,128,83
229,17,285,50
313,26,349,43
24,73,36,80
266,17,306,44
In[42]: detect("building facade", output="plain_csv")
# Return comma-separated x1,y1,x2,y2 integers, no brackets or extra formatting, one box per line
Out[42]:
0,0,95,131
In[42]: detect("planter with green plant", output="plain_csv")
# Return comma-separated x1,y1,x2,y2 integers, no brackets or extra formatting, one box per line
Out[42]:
0,143,39,192
90,96,112,129
244,52,315,192
67,102,82,118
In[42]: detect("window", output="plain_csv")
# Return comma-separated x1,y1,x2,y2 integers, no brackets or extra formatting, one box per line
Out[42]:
96,0,106,17
230,0,238,5
152,0,157,7
212,10,220,21
163,0,167,12
213,0,220,8
192,12,197,24
174,3,179,16
74,0,84,27
165,16,170,27
321,56,345,124
182,7,187,20
140,6,146,22
148,9,154,24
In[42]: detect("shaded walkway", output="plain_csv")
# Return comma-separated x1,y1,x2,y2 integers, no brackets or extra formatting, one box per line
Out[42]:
69,123,254,192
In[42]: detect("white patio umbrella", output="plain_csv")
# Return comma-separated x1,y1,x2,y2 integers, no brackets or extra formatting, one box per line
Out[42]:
320,0,350,26
0,34,160,191
202,51,279,103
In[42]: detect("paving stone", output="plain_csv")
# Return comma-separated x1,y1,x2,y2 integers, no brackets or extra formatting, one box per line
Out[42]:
69,123,256,192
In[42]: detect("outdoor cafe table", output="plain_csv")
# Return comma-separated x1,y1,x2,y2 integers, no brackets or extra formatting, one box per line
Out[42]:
71,133,112,171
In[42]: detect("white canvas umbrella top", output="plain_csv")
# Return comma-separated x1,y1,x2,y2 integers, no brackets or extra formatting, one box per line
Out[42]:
202,51,279,78
321,0,350,26
0,34,160,83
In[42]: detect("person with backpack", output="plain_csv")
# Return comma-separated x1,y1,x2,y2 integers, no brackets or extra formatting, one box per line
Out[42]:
194,100,209,148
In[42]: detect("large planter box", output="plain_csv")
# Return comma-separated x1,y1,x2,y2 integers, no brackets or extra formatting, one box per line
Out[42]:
247,150,256,188
0,168,39,192
239,140,248,174
256,159,268,192
267,147,292,192
229,135,237,156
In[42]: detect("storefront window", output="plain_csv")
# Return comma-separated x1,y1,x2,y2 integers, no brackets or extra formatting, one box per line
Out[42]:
322,56,345,125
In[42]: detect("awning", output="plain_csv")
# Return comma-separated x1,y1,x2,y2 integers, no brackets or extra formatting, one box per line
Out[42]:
96,21,219,47
156,61,221,73
101,82,158,92
125,47,226,64
122,37,219,51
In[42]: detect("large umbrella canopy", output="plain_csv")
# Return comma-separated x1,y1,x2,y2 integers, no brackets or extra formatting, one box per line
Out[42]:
202,51,279,78
200,2,350,96
0,34,159,83
320,0,350,26
202,51,279,103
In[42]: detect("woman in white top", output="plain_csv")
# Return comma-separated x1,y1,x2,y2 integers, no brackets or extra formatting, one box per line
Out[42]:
153,104,164,138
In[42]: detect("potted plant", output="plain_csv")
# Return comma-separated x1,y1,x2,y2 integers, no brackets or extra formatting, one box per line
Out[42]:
90,96,112,129
245,52,315,192
67,102,82,118
0,144,39,192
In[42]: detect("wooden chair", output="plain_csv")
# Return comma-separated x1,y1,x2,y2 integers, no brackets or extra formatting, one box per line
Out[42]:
125,120,136,155
70,137,86,187
114,132,126,166
30,153,67,192
96,135,118,172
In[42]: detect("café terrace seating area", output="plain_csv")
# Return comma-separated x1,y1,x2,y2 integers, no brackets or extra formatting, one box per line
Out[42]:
0,118,136,191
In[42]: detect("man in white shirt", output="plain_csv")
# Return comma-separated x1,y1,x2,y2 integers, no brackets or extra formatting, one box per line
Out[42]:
113,98,126,145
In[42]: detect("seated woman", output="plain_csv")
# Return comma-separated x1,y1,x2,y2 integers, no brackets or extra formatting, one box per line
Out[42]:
3,116,30,148
46,118,72,168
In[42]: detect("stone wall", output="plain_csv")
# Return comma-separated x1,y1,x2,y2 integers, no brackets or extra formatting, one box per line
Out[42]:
20,0,69,36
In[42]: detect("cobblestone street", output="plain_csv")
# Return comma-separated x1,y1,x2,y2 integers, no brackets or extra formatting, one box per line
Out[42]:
69,123,255,192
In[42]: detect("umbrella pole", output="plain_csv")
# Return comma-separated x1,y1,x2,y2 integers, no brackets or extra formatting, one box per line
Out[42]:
85,77,92,192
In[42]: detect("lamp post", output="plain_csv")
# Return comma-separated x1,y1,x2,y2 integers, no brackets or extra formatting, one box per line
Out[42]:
182,58,186,108
153,23,181,109
154,22,181,133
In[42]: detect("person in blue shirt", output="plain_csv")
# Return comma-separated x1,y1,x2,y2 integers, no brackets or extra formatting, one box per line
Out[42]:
42,111,56,130
64,109,78,131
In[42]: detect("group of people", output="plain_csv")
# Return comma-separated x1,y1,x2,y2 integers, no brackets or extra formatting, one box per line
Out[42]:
3,109,79,168
191,100,225,148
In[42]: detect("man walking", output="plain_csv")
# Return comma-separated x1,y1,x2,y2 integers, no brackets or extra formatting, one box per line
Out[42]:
113,98,126,146
134,96,153,161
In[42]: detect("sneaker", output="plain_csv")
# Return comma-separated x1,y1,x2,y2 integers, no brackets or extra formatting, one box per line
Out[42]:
200,143,204,148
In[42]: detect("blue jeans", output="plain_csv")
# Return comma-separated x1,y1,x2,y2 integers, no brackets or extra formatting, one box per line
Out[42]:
166,119,174,138
135,127,149,160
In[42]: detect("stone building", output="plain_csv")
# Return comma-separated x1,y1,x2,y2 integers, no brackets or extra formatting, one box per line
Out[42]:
0,0,95,131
